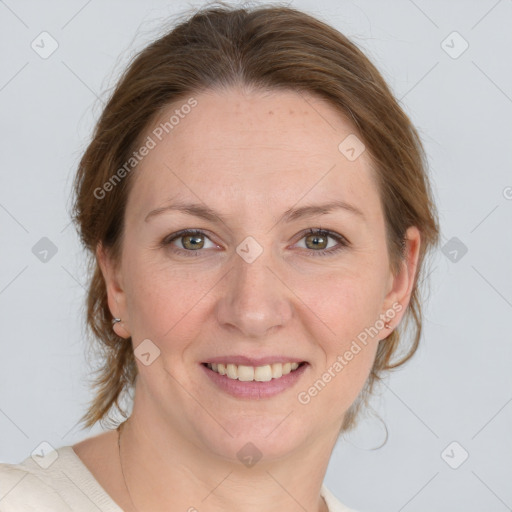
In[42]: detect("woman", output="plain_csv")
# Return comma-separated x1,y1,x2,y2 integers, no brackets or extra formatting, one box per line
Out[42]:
0,3,438,511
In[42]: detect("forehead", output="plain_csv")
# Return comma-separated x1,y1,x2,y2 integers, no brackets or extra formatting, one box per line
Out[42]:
126,87,381,223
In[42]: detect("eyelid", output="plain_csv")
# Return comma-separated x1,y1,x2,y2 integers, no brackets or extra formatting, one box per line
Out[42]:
298,228,349,245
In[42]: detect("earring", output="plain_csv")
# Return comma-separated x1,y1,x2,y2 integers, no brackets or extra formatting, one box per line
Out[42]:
112,317,127,338
384,321,391,329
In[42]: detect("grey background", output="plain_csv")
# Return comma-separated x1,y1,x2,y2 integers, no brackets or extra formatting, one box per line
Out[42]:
1,1,511,511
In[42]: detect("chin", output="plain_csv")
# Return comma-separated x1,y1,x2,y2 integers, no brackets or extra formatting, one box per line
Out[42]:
196,415,309,465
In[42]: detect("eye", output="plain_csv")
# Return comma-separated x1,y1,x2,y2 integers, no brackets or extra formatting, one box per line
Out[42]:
163,229,218,256
294,228,349,256
162,228,349,258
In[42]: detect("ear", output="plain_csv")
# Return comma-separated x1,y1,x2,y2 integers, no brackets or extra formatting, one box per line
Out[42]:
96,242,131,339
382,226,421,332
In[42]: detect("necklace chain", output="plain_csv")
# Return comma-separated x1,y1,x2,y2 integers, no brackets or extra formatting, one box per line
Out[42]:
117,421,140,512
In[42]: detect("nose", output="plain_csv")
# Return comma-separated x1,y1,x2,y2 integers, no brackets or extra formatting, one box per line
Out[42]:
215,247,293,339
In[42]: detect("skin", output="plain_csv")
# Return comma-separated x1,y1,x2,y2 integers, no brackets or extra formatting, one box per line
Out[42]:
74,86,420,512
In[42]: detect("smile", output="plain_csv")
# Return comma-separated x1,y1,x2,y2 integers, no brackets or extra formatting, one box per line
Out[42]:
204,362,303,382
201,361,308,399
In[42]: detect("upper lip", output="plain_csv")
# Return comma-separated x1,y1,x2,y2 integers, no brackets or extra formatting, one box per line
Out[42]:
203,356,306,366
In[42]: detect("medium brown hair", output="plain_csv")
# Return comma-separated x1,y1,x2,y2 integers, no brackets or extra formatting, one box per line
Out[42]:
72,2,439,431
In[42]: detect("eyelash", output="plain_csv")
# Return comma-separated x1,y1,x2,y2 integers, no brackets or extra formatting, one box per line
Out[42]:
162,228,349,257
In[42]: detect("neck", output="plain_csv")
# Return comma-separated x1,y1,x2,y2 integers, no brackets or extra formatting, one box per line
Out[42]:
117,399,337,512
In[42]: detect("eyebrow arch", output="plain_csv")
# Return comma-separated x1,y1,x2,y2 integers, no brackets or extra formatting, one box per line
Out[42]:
145,201,226,223
144,199,364,224
279,200,365,223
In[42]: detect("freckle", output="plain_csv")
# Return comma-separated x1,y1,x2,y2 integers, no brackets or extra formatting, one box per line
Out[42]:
268,110,274,115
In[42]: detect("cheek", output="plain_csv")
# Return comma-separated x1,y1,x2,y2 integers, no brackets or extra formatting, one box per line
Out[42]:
297,264,387,342
292,265,385,397
296,273,382,419
122,250,194,339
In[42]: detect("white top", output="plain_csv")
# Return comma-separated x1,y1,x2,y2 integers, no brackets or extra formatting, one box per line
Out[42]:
0,446,358,511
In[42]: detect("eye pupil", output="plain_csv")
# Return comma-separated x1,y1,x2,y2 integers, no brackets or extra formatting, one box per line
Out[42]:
305,233,327,250
182,234,204,250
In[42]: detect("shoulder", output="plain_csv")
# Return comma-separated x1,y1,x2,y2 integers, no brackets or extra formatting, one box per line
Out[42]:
0,456,72,511
0,444,122,512
321,483,359,512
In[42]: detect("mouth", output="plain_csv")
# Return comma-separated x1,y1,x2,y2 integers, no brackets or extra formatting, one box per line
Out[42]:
200,360,309,399
202,361,306,381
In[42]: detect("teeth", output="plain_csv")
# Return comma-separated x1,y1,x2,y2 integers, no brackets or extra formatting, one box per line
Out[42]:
238,365,254,382
206,361,302,381
271,363,282,379
227,363,237,379
254,365,272,382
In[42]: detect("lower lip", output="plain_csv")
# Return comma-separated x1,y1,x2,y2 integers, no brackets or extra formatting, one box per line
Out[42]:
201,363,308,399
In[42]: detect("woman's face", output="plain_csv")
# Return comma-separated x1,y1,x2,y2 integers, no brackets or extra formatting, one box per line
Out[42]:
101,87,418,461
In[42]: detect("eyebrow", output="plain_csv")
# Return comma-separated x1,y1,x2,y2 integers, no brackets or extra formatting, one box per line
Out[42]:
144,199,365,224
